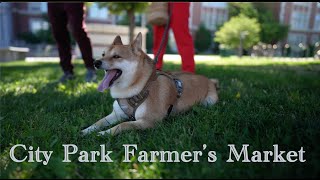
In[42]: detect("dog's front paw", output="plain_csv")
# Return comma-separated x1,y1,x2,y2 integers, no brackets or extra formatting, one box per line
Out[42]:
97,129,112,137
80,129,89,137
80,125,98,136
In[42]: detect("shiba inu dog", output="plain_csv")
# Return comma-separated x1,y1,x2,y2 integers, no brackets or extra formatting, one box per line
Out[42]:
81,32,219,136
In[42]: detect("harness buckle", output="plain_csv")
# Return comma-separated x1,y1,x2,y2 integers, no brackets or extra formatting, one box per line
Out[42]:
129,115,136,121
174,78,183,98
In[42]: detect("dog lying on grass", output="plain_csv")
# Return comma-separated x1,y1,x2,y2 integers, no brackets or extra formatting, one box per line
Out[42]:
81,33,219,136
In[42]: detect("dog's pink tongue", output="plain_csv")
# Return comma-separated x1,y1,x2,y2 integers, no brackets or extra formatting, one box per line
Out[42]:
97,70,118,92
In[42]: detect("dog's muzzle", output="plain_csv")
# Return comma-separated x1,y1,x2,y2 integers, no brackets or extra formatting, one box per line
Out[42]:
94,60,102,69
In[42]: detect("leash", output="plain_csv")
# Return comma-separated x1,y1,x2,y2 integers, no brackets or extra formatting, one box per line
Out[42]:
117,4,183,121
153,3,172,65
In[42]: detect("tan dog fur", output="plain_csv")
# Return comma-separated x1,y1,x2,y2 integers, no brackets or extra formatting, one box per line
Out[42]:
81,33,219,136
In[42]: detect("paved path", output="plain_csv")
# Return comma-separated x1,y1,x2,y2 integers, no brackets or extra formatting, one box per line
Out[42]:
25,54,318,63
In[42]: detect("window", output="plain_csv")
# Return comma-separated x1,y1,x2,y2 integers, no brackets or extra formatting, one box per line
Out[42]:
201,3,228,30
206,10,210,30
206,9,210,29
314,14,320,31
29,18,49,33
290,9,309,30
293,2,309,7
40,2,47,13
28,2,41,12
208,9,213,30
88,3,108,20
311,34,320,44
288,33,307,45
280,2,286,23
28,2,47,13
202,2,227,8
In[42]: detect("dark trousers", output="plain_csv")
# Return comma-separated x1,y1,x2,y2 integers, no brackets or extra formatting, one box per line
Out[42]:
47,3,94,74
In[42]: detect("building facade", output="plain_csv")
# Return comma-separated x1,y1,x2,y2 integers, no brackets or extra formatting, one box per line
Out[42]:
192,2,228,33
1,2,319,56
0,3,13,48
280,2,320,46
0,2,117,47
189,2,320,55
169,2,228,52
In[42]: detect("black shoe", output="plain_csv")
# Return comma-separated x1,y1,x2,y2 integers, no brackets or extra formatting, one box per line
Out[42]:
58,72,75,83
85,69,97,82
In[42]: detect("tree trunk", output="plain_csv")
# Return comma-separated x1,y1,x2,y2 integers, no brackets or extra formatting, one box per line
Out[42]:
238,36,243,58
238,45,243,58
128,9,135,43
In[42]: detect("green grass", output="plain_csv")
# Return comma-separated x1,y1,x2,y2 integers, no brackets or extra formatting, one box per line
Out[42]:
1,57,320,178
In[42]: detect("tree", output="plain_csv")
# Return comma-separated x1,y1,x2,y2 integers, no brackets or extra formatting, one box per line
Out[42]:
117,13,143,27
256,10,289,44
195,24,212,53
146,24,153,53
97,2,149,42
214,14,261,57
228,2,289,45
17,13,57,45
228,2,258,19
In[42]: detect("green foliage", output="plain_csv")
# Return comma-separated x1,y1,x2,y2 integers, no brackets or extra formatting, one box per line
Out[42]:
146,25,153,53
227,2,289,44
117,14,142,26
228,2,258,19
17,12,59,45
84,2,94,8
17,32,41,44
97,2,149,42
195,24,212,53
17,29,55,45
145,24,173,54
17,29,76,45
257,10,289,44
214,14,260,50
97,2,149,15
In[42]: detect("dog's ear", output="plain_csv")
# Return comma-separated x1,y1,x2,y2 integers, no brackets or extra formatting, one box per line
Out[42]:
112,35,123,45
131,32,142,53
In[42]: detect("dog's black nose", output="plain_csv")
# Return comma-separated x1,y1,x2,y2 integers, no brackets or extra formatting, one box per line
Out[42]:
94,60,102,69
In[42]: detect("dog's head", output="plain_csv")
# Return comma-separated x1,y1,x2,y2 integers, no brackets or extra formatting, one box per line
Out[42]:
95,32,145,92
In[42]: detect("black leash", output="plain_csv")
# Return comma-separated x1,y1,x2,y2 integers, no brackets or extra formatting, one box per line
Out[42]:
153,3,172,65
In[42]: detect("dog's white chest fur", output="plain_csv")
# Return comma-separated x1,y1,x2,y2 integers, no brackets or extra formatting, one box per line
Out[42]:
113,100,147,120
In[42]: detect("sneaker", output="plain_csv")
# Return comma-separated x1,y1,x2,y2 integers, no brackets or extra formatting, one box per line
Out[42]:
58,72,75,83
85,69,97,82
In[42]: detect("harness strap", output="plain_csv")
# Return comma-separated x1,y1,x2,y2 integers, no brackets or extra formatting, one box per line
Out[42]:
117,70,183,121
113,4,174,122
156,71,183,117
157,71,183,98
116,68,157,121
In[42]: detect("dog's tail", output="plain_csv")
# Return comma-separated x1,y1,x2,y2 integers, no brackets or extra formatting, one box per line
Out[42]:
210,78,220,91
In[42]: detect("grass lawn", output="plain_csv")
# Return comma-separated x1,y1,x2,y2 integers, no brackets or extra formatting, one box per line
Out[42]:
1,57,320,178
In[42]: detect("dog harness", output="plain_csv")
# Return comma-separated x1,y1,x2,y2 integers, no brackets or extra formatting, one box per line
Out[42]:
116,70,183,121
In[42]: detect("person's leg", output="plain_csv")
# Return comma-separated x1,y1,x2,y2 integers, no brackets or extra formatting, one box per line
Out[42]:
153,25,169,70
170,2,195,73
47,3,74,75
65,3,94,71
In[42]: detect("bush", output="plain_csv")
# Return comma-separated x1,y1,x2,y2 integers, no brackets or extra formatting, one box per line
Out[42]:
17,28,76,45
194,24,212,53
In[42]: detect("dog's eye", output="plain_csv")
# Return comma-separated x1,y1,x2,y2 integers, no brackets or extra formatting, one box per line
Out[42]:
113,55,121,59
102,52,105,57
